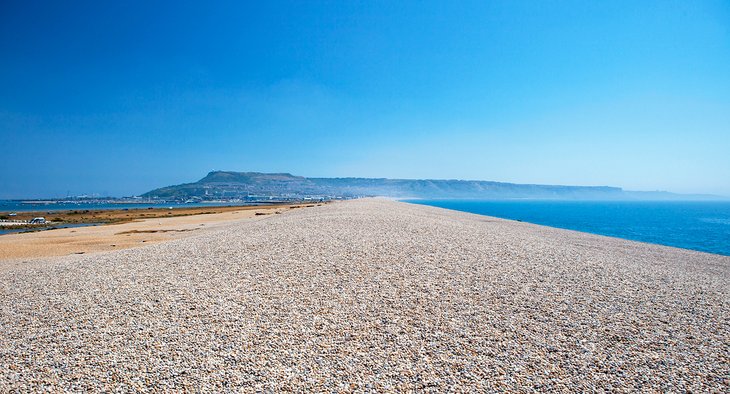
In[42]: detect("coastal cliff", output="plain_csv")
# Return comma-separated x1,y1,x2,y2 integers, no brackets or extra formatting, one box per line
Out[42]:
142,171,638,200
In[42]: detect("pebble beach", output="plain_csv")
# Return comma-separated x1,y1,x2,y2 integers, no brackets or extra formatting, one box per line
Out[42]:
1,198,728,391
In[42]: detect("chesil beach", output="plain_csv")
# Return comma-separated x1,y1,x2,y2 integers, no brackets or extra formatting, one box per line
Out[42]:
1,199,727,391
3,1,730,392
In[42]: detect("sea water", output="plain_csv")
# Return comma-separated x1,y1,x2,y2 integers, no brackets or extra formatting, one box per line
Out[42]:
405,200,730,256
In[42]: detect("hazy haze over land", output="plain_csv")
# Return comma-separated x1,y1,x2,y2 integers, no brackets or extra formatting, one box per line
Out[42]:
1,1,729,198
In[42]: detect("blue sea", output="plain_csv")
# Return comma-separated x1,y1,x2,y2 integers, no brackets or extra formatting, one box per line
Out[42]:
405,200,730,256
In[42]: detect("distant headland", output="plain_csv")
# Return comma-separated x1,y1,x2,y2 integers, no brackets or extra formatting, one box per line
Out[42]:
141,171,723,201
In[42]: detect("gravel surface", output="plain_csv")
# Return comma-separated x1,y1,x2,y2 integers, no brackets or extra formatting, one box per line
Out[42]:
1,199,728,392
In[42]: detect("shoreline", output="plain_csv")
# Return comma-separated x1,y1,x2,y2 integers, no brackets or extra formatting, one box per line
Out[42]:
401,199,730,257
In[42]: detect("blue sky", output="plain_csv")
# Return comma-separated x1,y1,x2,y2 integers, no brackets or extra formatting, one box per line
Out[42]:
1,1,729,198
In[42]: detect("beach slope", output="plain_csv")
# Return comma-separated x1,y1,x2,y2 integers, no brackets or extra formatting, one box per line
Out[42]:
1,199,727,391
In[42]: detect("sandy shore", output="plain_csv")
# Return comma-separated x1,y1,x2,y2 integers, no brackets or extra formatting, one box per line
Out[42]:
0,204,309,266
0,199,728,391
1,204,301,225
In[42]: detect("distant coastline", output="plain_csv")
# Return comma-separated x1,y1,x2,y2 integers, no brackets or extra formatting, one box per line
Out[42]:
141,171,728,202
6,171,725,204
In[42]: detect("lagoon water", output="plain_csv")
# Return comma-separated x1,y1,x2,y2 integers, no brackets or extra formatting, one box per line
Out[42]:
0,222,99,236
406,200,730,256
0,201,258,213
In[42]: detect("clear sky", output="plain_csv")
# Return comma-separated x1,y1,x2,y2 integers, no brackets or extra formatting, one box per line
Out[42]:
1,1,729,198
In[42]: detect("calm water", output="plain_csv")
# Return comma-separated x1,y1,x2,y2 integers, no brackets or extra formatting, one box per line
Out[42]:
0,222,100,236
405,200,730,256
0,201,260,213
